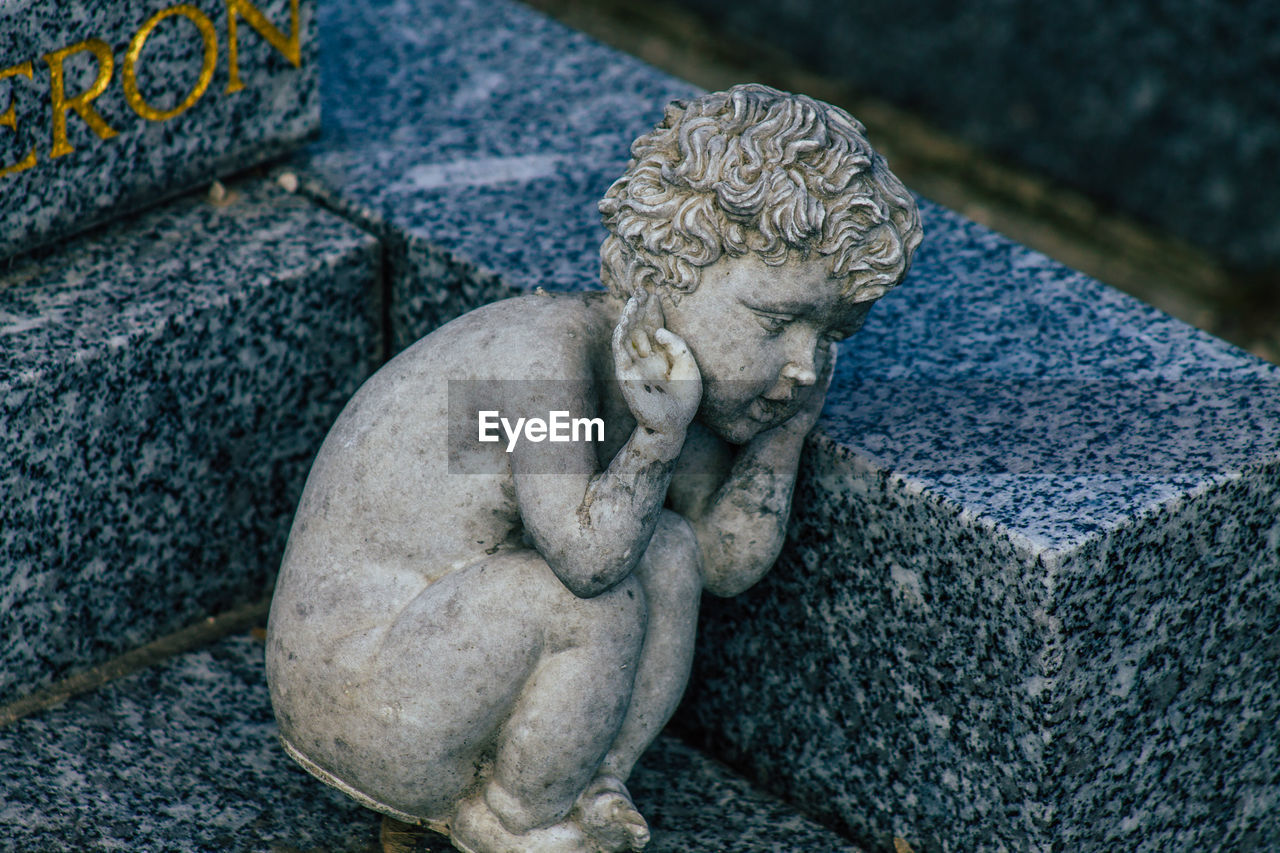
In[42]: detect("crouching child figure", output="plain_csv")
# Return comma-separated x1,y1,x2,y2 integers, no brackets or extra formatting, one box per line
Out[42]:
266,84,922,853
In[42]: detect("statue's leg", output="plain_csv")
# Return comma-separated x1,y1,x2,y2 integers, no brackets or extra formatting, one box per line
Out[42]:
448,551,648,853
570,510,702,852
599,509,702,780
358,551,561,820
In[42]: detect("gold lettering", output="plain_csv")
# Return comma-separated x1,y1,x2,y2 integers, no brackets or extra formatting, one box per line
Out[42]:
0,61,37,179
124,5,218,122
225,0,301,94
44,39,117,159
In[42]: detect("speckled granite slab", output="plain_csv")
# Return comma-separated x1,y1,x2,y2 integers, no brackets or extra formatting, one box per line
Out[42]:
681,205,1280,852
296,0,696,351
292,1,1280,850
0,632,866,852
0,177,380,706
0,0,317,262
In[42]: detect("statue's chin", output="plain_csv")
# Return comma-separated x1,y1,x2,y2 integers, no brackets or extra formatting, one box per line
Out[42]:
697,409,767,446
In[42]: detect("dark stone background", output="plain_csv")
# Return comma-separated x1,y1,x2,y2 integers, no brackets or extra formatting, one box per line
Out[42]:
674,0,1280,274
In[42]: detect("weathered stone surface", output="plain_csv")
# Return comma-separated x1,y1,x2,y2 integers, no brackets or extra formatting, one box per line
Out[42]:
0,177,380,705
0,0,317,262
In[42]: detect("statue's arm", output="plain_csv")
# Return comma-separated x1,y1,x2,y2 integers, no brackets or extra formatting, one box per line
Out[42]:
677,345,835,597
513,292,701,599
512,424,682,599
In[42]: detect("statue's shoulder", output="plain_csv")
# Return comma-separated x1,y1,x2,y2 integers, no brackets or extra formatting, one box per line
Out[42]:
375,291,607,389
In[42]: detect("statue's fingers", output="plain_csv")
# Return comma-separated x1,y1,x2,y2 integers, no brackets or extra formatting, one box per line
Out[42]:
616,297,634,331
819,342,837,386
613,294,645,360
611,316,630,363
639,287,665,333
631,328,651,359
653,329,697,379
653,328,689,361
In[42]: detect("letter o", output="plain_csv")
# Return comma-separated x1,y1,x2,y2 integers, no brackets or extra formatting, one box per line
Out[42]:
123,5,218,122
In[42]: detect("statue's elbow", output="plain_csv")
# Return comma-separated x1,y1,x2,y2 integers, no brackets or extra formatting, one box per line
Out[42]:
548,551,635,599
701,567,761,598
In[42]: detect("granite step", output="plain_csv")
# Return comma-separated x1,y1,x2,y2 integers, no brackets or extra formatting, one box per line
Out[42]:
0,626,868,853
0,175,382,706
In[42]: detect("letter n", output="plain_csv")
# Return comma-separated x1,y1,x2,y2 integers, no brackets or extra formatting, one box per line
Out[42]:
225,0,301,93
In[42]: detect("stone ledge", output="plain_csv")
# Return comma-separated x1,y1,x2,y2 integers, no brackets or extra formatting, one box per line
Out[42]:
295,0,697,350
0,631,868,852
0,177,381,705
683,204,1280,851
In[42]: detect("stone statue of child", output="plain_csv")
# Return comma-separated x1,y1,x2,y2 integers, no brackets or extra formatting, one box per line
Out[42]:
266,83,922,853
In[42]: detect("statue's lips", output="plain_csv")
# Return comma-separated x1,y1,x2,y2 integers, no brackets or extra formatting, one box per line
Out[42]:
750,395,798,424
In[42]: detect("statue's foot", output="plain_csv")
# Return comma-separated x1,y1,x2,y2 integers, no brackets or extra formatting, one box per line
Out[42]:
573,775,650,852
451,791,595,853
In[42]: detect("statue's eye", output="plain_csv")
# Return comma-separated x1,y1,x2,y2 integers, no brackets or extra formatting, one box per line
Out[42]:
753,312,790,334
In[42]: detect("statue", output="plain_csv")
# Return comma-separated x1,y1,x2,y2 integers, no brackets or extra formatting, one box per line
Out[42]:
266,83,922,853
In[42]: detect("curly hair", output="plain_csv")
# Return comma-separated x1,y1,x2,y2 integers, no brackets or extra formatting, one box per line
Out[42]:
599,84,922,302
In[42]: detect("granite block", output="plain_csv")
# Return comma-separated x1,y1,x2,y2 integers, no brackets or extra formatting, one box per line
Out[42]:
673,0,1280,271
0,177,381,706
0,632,868,852
680,201,1280,852
297,0,696,349
0,0,318,262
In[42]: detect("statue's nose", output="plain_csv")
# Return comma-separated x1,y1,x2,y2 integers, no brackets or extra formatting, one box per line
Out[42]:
781,358,817,386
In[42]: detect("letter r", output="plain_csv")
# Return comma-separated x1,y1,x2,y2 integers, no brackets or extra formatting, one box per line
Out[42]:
44,39,118,159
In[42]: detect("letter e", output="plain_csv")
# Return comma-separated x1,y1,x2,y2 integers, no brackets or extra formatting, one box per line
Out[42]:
477,411,499,442
0,61,36,178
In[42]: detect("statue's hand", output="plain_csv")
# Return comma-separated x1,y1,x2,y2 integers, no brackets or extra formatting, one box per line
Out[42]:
612,289,702,440
778,342,836,438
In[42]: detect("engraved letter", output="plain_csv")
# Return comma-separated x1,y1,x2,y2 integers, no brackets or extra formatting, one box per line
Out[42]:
0,61,36,179
44,39,118,159
225,0,301,94
124,4,218,122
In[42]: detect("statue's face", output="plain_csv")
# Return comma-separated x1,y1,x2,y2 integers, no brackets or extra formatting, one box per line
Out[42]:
660,253,873,444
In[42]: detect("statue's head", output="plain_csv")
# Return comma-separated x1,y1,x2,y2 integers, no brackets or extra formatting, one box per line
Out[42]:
598,83,923,307
599,84,923,444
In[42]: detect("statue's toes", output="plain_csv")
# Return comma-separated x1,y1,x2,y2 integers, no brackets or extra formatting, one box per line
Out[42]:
616,805,650,851
579,792,650,852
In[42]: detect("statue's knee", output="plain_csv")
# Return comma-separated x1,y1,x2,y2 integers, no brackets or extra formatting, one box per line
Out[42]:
537,564,645,656
643,510,702,595
588,572,646,648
